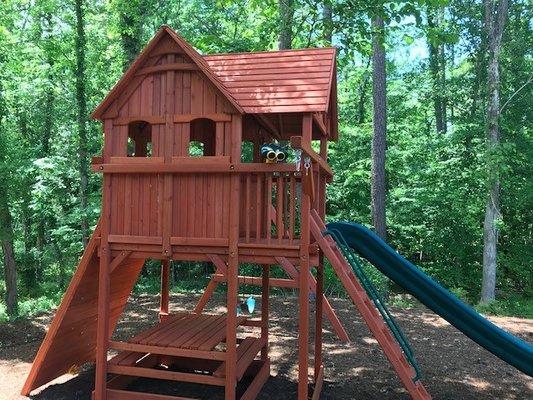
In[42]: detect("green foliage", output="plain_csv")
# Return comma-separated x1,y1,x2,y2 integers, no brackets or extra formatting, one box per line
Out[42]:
0,0,531,320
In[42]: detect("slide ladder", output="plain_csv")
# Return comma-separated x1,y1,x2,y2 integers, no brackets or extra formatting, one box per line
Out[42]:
310,210,431,400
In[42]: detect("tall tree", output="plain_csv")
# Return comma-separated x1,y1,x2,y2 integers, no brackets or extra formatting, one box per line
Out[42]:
371,14,387,240
0,43,18,316
112,0,147,69
278,0,294,49
323,0,333,44
481,0,508,303
427,4,447,133
74,0,89,247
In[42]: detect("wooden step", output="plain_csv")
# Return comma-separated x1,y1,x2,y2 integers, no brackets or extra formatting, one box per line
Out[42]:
213,337,267,380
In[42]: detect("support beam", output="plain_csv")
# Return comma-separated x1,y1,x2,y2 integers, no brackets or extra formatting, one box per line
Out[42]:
194,254,227,314
261,265,270,360
109,251,132,274
275,256,349,342
160,260,170,319
298,113,312,400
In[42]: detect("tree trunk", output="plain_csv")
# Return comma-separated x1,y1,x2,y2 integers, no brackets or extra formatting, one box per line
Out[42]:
371,16,387,241
322,0,333,44
0,185,18,317
357,58,371,124
116,0,146,69
427,6,447,134
278,0,294,49
0,40,17,317
481,0,508,304
75,0,89,248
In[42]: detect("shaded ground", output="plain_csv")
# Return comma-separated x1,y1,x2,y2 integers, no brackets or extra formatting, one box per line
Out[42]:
1,293,532,400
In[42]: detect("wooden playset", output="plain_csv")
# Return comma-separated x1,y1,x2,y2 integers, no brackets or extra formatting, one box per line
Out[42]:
22,26,431,400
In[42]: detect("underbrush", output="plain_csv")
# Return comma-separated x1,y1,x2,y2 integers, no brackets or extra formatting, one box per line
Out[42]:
1,274,531,321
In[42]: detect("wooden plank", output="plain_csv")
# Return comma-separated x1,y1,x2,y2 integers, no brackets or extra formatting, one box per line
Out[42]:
170,237,229,246
232,90,327,101
108,235,162,245
204,48,334,61
113,116,165,126
94,163,232,174
261,265,270,360
225,84,329,94
171,155,230,164
222,77,329,88
135,63,198,76
110,157,164,164
243,104,326,113
20,223,101,395
218,71,330,82
213,274,298,289
213,66,331,77
311,364,324,400
159,260,170,317
236,338,266,379
168,315,223,349
213,337,255,377
297,114,312,400
109,251,132,274
106,388,197,400
109,341,226,361
174,113,231,122
239,359,271,400
207,59,333,70
107,364,225,386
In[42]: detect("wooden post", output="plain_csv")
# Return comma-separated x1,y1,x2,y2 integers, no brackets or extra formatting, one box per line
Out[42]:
314,253,324,381
160,260,170,319
261,264,270,360
94,120,113,400
315,133,327,380
225,114,242,399
298,114,312,400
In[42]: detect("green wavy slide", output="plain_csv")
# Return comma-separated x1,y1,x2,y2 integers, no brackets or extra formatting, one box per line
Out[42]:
326,221,533,377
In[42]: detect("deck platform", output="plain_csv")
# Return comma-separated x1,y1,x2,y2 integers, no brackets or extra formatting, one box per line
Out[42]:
105,313,269,399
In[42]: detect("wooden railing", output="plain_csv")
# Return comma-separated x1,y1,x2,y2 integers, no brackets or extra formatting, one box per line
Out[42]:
239,171,301,245
92,156,327,247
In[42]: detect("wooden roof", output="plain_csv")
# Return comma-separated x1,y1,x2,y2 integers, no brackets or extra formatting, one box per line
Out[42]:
203,47,337,114
92,26,337,120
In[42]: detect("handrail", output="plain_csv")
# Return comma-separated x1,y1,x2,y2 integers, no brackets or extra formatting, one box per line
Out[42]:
91,159,299,174
323,228,422,382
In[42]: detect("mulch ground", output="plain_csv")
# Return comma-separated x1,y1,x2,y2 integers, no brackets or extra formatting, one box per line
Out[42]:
1,292,532,400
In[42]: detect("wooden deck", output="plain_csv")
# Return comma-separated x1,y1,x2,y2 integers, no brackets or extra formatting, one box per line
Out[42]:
105,313,268,399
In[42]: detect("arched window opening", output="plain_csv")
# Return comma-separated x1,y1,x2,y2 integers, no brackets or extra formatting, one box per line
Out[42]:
190,118,216,157
127,120,152,157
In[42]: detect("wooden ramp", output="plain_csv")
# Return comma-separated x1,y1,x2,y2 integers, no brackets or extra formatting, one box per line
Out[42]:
310,210,431,400
21,221,146,395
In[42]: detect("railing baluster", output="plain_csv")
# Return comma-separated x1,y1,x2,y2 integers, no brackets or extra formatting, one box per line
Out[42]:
256,173,262,241
266,175,272,244
277,175,284,243
289,175,296,244
245,174,251,243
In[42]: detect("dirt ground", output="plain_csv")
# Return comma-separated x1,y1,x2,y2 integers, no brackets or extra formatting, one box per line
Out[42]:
1,292,532,400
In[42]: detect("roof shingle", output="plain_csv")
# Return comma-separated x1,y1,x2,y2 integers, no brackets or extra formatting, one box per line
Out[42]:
204,48,336,114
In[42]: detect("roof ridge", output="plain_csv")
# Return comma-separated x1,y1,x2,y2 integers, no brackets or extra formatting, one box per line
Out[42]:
204,46,336,58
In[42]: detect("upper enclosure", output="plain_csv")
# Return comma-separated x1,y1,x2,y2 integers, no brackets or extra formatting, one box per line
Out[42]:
92,25,338,142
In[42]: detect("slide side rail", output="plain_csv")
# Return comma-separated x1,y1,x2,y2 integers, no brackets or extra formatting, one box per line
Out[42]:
324,228,422,381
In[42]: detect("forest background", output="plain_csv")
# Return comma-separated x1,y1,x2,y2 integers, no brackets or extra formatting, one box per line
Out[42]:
0,0,531,320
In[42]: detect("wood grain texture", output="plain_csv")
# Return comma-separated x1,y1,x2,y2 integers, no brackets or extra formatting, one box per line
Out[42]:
21,223,145,395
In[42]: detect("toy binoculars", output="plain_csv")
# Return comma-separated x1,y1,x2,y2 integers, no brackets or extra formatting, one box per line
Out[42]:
261,143,288,163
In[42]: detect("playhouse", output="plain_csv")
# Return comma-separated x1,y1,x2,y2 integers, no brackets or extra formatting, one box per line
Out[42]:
21,26,432,400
